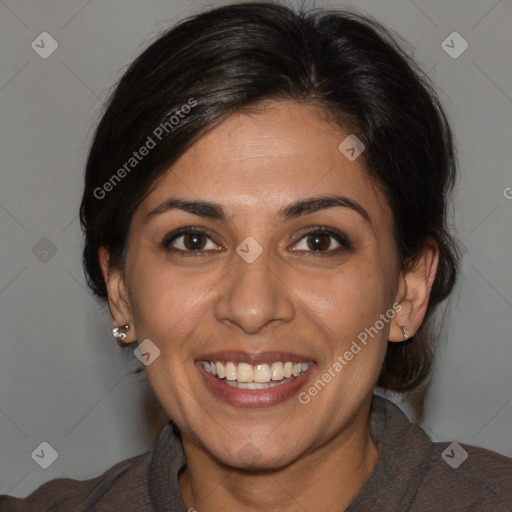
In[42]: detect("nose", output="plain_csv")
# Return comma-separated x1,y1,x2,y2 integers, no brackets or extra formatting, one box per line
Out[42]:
213,246,295,335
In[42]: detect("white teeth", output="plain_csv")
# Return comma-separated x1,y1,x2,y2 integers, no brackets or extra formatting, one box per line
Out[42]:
270,362,284,381
292,363,302,377
225,379,294,389
254,364,271,383
237,363,253,382
225,362,237,381
215,361,225,379
201,360,310,384
229,381,269,389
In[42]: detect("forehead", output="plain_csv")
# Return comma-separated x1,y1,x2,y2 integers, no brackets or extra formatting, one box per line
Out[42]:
139,102,391,229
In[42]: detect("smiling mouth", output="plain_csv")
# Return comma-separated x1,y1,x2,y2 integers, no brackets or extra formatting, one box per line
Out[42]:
200,360,310,389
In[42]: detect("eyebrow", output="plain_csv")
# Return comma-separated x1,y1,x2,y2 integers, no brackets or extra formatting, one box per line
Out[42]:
145,194,371,224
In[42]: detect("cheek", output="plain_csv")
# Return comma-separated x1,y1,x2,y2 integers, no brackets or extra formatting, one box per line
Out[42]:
302,261,394,385
125,260,211,421
308,262,391,333
126,254,213,354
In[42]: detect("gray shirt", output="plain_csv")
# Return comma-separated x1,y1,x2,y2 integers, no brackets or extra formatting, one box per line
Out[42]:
1,395,511,511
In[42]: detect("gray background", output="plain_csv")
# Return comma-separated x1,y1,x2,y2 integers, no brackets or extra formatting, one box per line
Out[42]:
1,0,511,497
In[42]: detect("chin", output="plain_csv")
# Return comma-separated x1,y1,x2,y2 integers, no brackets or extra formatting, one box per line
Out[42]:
203,435,305,472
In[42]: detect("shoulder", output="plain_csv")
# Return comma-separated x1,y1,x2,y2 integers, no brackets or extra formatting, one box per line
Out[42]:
415,440,512,511
367,395,512,511
0,451,153,512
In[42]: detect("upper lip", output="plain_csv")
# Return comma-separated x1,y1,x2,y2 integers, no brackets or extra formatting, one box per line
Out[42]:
196,350,314,365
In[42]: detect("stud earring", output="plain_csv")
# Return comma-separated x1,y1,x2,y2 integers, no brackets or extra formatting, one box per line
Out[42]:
401,325,410,341
113,324,130,347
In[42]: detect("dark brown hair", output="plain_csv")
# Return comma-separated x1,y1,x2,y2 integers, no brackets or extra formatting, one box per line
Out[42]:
80,1,460,392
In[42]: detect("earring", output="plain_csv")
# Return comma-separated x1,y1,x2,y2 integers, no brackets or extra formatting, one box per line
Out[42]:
113,324,130,347
401,325,410,341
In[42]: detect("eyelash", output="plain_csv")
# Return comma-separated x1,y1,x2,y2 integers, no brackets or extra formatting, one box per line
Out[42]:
160,226,353,256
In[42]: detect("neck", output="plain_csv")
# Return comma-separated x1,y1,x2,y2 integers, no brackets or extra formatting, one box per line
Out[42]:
178,398,378,511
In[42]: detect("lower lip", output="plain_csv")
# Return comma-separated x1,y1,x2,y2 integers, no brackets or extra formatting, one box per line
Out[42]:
196,362,314,408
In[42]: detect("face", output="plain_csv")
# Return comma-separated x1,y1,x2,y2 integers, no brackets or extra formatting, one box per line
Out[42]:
109,102,406,469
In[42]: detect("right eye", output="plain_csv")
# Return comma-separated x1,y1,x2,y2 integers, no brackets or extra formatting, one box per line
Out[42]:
161,227,222,255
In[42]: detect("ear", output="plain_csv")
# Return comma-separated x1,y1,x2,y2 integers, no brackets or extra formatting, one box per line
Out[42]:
389,238,439,342
99,246,136,344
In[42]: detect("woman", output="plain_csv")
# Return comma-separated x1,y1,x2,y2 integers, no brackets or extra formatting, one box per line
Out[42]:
2,2,511,511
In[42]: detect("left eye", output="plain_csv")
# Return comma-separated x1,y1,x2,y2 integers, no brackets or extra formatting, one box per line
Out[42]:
291,229,348,253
